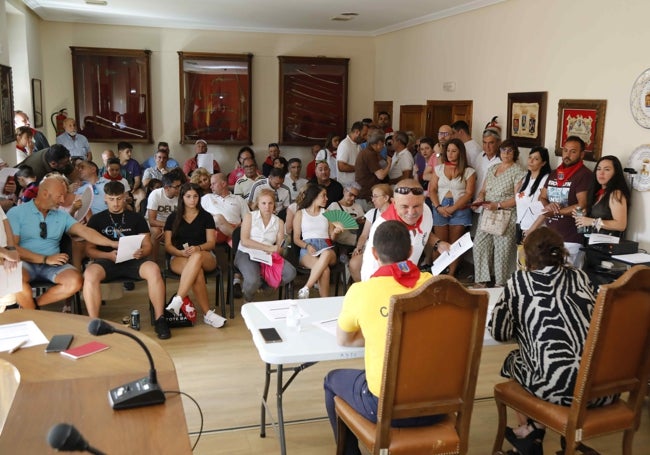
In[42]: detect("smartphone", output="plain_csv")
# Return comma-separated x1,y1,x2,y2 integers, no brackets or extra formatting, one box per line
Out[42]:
45,334,74,353
259,328,282,343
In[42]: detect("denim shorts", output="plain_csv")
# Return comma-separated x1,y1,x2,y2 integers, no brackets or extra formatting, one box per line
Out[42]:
432,197,472,226
299,238,332,261
23,262,76,282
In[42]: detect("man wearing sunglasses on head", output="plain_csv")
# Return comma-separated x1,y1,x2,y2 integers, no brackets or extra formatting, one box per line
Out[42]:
7,174,118,309
359,179,450,281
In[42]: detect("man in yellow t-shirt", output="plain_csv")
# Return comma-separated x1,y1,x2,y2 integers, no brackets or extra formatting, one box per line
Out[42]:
324,220,441,455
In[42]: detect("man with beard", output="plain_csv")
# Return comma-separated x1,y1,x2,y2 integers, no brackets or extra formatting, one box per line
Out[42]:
337,121,367,186
17,144,75,182
539,135,593,267
360,179,450,281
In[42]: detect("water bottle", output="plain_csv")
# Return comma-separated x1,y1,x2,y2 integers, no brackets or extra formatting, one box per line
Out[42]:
286,301,302,332
575,207,587,234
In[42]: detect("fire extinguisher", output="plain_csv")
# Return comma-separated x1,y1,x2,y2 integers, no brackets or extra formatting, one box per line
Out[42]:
51,108,68,136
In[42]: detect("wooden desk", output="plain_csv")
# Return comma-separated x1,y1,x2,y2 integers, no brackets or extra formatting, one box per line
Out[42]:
0,310,191,454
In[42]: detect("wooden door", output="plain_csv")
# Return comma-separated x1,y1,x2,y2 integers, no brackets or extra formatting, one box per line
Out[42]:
425,100,473,138
399,105,427,137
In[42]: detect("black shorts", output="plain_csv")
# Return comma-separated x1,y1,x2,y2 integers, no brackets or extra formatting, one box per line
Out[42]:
88,258,152,281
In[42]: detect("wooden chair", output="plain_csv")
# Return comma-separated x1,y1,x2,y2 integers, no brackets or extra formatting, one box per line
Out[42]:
492,265,650,455
334,275,488,455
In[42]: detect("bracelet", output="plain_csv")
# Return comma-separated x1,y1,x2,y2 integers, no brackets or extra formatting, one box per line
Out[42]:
497,202,502,210
43,255,48,265
593,218,603,232
433,239,441,250
5,246,15,251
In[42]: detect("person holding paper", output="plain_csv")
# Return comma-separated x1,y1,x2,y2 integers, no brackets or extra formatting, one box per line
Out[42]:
0,206,20,311
573,155,630,237
164,183,227,329
7,174,118,310
293,183,343,299
324,221,439,454
182,139,220,177
234,189,296,302
82,181,170,340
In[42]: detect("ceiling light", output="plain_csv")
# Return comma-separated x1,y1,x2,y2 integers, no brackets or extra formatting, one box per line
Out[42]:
85,0,108,5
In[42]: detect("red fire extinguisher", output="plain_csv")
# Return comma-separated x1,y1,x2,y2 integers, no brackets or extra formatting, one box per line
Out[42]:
51,108,68,136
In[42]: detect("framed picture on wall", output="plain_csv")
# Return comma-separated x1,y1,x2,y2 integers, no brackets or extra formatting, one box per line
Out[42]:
31,78,43,128
506,91,547,148
278,56,349,146
70,47,152,142
0,64,15,145
555,99,607,162
178,52,253,145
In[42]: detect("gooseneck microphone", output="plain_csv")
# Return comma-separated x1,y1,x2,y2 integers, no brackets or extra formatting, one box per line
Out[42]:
47,423,106,454
88,318,165,410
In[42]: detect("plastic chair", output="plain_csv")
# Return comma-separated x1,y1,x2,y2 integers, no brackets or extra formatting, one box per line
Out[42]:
492,265,650,455
284,240,347,298
334,275,488,455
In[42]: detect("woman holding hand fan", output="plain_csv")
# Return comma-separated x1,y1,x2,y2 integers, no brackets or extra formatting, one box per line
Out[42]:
293,184,344,299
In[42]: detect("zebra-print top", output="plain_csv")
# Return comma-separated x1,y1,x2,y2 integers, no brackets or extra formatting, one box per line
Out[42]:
489,266,597,406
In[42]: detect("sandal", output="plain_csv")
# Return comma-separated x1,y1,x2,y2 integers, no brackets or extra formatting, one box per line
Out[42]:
506,420,545,455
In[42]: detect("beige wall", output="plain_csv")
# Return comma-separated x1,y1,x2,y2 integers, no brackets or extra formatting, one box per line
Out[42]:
375,0,650,247
33,22,374,168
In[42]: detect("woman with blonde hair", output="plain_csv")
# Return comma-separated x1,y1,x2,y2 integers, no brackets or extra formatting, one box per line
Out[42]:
235,189,296,302
189,167,211,196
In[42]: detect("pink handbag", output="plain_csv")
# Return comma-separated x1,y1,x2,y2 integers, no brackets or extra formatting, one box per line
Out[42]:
260,252,284,288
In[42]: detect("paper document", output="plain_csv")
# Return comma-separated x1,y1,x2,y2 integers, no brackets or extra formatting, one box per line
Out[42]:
314,317,338,336
257,300,309,321
197,153,215,173
312,245,334,257
589,233,620,245
0,261,23,297
249,249,272,265
115,234,146,263
0,167,18,192
611,253,650,264
430,232,473,276
0,320,49,352
74,185,94,221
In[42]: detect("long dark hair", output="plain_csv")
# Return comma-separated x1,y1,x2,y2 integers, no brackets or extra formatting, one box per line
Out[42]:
445,138,469,182
297,183,326,210
519,146,551,196
587,155,631,209
171,182,204,245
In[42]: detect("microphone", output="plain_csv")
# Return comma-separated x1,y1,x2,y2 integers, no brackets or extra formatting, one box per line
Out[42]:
47,423,106,454
88,319,165,410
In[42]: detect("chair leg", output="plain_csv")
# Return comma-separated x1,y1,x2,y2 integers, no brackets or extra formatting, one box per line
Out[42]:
492,396,508,454
335,416,348,455
622,429,635,455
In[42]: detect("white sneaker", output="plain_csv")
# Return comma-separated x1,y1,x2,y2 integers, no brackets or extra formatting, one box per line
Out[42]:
298,287,310,299
166,295,183,316
204,310,227,328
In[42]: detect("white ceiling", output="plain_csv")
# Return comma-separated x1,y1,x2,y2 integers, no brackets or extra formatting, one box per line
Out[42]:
21,0,504,36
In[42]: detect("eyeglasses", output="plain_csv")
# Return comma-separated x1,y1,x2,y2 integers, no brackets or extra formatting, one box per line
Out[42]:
170,184,182,189
394,187,424,196
438,132,451,137
347,192,359,199
371,194,385,199
500,147,515,154
40,222,47,239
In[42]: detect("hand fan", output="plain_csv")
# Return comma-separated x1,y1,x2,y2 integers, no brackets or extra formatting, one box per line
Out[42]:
323,210,358,229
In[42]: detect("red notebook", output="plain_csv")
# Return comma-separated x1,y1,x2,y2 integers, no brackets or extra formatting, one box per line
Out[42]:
60,341,110,360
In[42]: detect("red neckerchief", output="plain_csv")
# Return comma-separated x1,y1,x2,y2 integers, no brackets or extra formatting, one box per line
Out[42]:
381,203,423,234
555,161,583,187
596,188,606,201
103,172,122,181
444,161,457,167
371,260,421,288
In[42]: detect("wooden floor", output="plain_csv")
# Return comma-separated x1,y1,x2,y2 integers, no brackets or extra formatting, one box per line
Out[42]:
83,275,649,454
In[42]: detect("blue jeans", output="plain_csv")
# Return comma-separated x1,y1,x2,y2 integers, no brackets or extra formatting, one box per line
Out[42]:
324,368,443,455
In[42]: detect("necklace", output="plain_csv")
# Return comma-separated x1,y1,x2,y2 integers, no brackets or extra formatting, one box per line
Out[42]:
108,212,126,238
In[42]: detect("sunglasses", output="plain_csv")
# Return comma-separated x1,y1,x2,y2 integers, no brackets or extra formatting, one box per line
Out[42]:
292,182,297,191
394,187,424,196
40,222,47,239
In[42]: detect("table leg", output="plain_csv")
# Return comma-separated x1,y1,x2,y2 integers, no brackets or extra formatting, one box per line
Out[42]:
260,363,272,437
276,364,286,455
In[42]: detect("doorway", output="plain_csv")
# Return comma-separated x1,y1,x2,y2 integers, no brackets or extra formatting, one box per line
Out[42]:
425,100,473,138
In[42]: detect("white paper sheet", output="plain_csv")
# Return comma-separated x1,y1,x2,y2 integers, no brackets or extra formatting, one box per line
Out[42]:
0,261,23,298
588,233,620,245
197,153,215,173
115,234,146,263
0,320,49,352
611,253,650,264
257,299,309,321
249,249,272,265
314,317,338,336
430,232,474,276
0,167,18,193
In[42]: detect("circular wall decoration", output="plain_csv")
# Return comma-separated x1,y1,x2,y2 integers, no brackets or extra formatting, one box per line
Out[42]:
630,68,650,128
626,144,650,191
